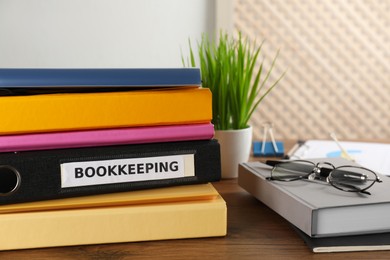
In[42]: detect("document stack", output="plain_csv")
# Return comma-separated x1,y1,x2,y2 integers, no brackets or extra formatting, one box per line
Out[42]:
0,68,226,251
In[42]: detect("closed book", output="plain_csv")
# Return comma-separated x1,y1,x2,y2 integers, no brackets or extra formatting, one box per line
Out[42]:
0,183,227,251
0,139,220,205
0,87,211,135
238,158,390,238
292,225,390,253
0,68,201,87
0,123,214,152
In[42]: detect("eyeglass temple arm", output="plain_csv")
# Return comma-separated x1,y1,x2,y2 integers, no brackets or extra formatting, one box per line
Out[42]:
332,181,372,195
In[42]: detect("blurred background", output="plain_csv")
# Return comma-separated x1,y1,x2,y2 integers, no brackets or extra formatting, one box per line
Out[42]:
0,0,388,140
233,0,389,141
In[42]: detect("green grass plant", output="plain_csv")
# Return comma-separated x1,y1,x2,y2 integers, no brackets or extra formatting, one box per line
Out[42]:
183,32,285,130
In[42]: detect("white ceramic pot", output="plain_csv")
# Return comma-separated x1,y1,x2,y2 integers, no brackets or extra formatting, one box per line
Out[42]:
214,126,253,179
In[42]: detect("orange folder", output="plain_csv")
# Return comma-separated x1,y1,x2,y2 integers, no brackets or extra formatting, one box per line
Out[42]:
0,87,212,135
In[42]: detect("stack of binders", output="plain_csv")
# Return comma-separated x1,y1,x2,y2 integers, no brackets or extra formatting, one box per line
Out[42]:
0,68,226,251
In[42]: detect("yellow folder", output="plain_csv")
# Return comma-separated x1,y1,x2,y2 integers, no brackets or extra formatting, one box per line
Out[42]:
0,87,212,135
0,184,226,251
0,183,219,214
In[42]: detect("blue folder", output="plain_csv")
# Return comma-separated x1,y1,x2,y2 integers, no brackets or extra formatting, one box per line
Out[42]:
0,68,201,87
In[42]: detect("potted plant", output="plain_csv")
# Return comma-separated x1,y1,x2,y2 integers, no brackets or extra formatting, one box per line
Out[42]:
183,32,285,178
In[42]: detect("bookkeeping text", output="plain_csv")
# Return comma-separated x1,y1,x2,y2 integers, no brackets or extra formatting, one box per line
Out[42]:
74,161,179,178
60,154,193,188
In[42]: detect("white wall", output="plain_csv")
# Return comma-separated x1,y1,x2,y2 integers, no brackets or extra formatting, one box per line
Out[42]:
0,0,215,68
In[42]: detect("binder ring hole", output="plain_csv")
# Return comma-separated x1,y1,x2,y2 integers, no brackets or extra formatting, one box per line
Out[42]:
0,166,21,196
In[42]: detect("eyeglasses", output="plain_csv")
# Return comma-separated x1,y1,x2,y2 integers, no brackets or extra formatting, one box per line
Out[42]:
265,160,382,195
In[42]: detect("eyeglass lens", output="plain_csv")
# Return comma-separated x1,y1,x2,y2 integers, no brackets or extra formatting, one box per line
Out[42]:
328,166,377,192
271,161,315,181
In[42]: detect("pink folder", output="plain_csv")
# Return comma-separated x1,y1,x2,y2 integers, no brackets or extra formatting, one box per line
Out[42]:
0,123,214,152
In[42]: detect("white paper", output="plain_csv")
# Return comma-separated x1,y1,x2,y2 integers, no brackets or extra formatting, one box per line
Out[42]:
289,140,390,175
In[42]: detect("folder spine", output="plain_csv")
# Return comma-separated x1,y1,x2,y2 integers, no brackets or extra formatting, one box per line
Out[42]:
0,88,212,135
0,139,221,205
0,123,214,152
0,68,201,87
0,195,226,251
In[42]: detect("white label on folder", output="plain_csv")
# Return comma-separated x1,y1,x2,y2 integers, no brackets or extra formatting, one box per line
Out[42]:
60,154,194,188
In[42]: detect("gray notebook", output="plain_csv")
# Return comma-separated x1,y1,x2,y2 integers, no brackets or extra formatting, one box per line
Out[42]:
238,158,390,238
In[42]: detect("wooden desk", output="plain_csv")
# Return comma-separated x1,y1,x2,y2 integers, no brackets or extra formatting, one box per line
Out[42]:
1,141,390,259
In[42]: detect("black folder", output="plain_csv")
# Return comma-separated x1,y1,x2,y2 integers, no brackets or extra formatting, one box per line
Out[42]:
292,225,390,253
0,139,220,205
